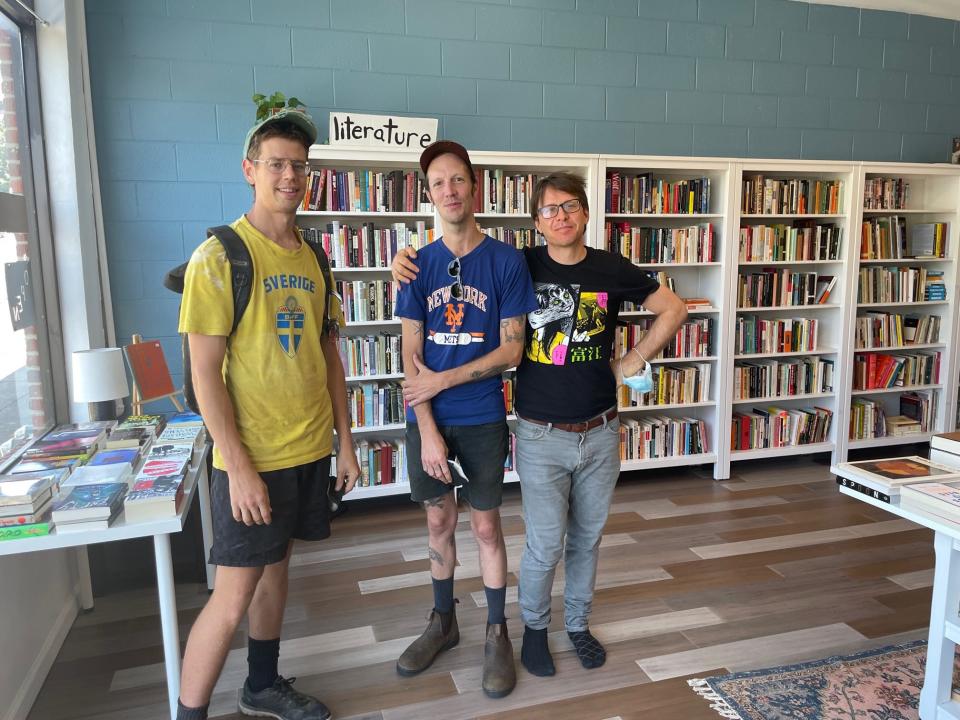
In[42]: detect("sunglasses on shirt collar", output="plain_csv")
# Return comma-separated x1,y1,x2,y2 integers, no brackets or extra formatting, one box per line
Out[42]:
448,257,463,300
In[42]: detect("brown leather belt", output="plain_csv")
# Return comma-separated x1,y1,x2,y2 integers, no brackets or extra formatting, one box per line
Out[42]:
519,407,617,433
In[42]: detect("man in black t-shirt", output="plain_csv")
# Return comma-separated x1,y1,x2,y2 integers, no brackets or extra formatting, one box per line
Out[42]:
392,172,687,677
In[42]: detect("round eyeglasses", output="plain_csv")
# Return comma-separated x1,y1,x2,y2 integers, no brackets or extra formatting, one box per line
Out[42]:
537,198,582,219
251,158,310,177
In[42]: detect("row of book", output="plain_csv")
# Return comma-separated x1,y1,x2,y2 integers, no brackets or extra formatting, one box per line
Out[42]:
605,173,711,215
618,416,708,460
737,223,843,262
347,383,405,429
857,267,946,304
852,351,940,390
337,334,402,378
862,177,909,210
741,176,844,215
732,357,835,400
482,226,543,250
860,217,947,260
734,316,819,355
849,391,937,440
473,169,541,215
618,363,711,407
304,222,428,269
615,318,714,360
604,223,716,263
736,270,836,308
731,406,833,450
0,413,205,541
335,280,397,323
853,313,941,349
301,168,431,213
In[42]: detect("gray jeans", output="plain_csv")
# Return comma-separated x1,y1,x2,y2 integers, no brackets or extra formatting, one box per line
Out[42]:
515,414,621,632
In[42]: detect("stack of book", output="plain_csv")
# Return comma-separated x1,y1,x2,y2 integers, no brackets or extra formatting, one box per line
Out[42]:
930,431,960,471
51,482,127,532
0,470,66,540
7,423,110,475
835,456,960,504
900,481,960,523
123,430,198,522
104,414,166,450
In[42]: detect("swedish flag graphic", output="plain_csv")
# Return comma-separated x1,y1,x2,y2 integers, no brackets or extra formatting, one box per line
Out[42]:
276,295,305,358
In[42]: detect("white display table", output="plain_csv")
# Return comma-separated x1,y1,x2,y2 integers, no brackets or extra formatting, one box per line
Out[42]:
834,464,960,720
0,445,211,720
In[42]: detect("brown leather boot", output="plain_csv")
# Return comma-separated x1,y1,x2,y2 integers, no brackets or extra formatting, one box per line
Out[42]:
482,622,517,698
396,607,459,676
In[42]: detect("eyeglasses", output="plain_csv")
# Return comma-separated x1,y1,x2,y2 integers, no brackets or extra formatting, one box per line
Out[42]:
251,158,310,177
448,257,463,300
537,198,582,219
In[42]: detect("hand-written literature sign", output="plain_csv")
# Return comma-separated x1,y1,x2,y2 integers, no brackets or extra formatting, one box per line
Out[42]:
329,112,437,150
123,340,176,402
5,260,34,331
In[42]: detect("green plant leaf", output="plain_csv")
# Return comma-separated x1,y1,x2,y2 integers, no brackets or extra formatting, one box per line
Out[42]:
252,93,265,105
268,91,285,105
287,96,302,108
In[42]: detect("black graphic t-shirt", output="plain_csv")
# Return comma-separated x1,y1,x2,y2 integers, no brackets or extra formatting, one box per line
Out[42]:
514,245,660,423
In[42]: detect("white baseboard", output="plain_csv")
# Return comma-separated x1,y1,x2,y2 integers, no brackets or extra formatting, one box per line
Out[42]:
2,588,79,720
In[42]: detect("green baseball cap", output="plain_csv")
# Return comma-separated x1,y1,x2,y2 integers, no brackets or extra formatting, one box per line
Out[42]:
242,107,319,159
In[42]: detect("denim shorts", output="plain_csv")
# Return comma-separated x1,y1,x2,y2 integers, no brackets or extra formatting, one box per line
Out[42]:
405,420,509,510
209,456,331,567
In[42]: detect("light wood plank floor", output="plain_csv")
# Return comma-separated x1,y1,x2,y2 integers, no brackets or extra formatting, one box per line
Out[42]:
28,455,934,720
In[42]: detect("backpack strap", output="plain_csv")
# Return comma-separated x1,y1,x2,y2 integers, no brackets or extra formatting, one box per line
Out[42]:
207,225,253,335
302,232,339,338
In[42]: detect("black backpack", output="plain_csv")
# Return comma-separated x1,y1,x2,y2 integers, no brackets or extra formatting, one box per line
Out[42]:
164,225,337,414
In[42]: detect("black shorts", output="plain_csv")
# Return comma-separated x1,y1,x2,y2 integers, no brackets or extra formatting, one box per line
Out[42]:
405,420,509,511
209,456,331,568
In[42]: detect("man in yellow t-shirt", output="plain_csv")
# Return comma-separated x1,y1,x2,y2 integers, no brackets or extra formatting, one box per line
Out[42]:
174,108,360,720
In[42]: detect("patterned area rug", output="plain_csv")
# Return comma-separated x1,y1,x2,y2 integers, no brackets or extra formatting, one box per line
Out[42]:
688,640,945,720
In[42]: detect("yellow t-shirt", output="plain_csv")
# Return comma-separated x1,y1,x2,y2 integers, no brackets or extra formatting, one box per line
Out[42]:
178,216,341,472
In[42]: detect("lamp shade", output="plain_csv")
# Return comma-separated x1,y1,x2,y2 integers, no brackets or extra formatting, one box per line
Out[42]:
72,348,129,402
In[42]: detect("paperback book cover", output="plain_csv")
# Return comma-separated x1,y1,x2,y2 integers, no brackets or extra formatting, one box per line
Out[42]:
105,427,153,449
123,341,176,401
126,474,183,503
51,483,127,522
8,457,82,475
136,456,188,479
901,481,960,522
0,475,57,508
117,414,166,431
146,443,193,462
0,520,54,541
157,425,203,443
62,463,133,488
88,448,140,467
167,411,203,427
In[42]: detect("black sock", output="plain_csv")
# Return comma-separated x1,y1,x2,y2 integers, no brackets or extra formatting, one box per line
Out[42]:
485,585,506,625
176,699,209,720
246,636,280,693
568,629,606,669
432,576,454,614
521,626,555,677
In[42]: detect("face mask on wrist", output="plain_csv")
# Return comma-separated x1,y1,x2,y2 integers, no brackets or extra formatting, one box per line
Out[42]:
623,361,653,394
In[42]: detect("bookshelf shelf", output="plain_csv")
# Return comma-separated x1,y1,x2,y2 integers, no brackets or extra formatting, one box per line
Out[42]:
299,210,433,218
621,307,719,318
345,320,402,329
332,267,393,276
730,441,834,461
857,301,948,308
347,483,410,500
736,304,841,312
348,423,405,435
851,383,943,396
605,213,723,219
620,453,717,471
859,257,950,265
618,401,716,412
344,373,403,383
848,432,933,450
732,392,835,405
741,213,845,219
735,348,838,359
650,355,718,364
631,262,722,268
862,209,954,215
855,342,946,352
739,259,842,266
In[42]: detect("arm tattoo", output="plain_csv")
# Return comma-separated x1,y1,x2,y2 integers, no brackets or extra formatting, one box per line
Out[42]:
470,363,509,381
427,546,445,566
422,496,445,509
413,321,423,338
499,316,525,345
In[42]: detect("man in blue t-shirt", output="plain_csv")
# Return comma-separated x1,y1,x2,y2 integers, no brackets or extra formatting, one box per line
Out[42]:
393,140,537,699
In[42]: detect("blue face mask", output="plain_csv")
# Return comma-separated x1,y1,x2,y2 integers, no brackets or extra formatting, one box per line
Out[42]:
624,362,654,394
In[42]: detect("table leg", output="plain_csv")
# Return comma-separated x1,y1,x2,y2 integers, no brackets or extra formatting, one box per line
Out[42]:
920,531,960,718
195,460,216,590
75,546,93,610
154,533,181,720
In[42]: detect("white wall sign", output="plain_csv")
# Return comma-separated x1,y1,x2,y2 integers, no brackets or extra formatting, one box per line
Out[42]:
329,112,438,150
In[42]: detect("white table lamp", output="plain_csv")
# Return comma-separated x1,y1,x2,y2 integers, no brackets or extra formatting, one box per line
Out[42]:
72,348,129,421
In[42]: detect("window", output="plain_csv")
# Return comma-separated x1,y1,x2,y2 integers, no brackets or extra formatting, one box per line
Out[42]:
0,7,55,459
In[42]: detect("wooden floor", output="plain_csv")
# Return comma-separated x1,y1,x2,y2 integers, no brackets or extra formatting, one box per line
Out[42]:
29,455,935,720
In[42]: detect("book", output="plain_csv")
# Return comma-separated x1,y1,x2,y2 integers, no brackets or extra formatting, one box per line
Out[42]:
815,275,837,304
0,520,54,541
123,341,176,401
836,456,960,493
0,495,53,526
166,411,203,427
116,414,166,431
931,431,960,455
124,474,184,522
136,456,189,480
54,512,121,532
900,481,960,522
51,483,127,523
105,427,154,449
8,457,82,474
144,443,192,463
62,463,133,488
884,415,922,437
0,475,57,510
88,448,140,467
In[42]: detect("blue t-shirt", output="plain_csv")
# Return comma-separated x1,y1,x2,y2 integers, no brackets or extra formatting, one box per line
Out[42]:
394,235,538,425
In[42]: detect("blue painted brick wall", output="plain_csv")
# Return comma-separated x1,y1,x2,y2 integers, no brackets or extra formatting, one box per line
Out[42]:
85,0,960,348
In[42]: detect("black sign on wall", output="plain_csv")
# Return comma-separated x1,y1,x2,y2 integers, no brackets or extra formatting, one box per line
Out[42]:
5,259,34,331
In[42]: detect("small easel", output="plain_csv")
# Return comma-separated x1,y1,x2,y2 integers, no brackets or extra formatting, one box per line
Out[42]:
126,333,185,415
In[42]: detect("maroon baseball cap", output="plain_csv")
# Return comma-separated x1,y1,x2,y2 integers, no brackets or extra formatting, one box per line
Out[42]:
419,140,476,179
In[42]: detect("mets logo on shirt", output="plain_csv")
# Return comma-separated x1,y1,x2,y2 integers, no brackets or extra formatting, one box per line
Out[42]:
276,295,305,357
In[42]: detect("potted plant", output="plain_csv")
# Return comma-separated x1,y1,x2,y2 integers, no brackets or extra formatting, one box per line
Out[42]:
252,91,305,121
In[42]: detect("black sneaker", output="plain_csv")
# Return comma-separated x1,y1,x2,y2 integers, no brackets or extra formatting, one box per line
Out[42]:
238,675,331,720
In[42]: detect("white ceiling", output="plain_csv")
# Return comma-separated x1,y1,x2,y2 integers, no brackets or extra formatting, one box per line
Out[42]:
802,0,960,22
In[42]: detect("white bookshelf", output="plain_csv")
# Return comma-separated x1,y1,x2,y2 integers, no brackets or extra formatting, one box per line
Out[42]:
599,155,731,477
301,147,960,488
722,160,858,478
839,163,960,458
